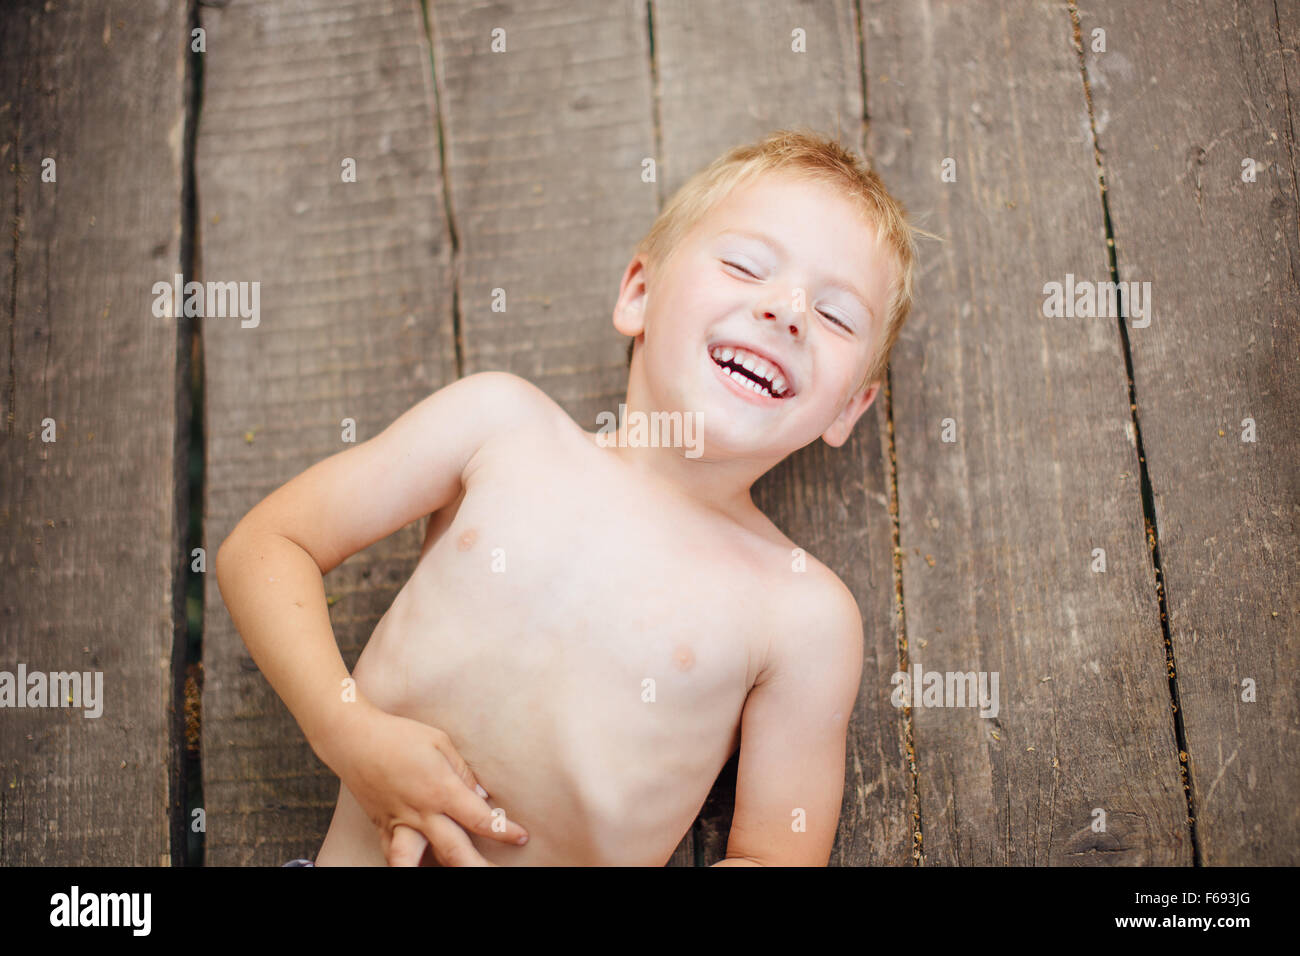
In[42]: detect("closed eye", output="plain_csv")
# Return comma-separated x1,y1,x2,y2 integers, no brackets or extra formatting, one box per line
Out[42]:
724,258,855,332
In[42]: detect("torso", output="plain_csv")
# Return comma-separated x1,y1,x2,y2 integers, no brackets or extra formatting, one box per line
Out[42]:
316,409,802,865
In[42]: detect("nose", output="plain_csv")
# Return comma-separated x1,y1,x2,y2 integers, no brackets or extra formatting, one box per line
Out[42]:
755,294,802,339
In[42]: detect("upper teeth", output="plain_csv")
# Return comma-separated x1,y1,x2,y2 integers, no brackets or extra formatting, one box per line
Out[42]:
710,346,789,397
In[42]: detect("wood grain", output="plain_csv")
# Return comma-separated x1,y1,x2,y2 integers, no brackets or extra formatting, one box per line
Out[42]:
197,0,456,866
5,0,1287,870
1079,0,1299,864
429,0,660,429
0,0,188,865
865,0,1189,864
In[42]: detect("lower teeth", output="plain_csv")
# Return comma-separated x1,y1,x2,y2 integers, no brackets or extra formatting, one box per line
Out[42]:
715,356,779,397
729,369,770,396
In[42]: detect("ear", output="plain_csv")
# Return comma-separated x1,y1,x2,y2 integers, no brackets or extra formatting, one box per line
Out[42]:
822,381,880,447
612,255,649,339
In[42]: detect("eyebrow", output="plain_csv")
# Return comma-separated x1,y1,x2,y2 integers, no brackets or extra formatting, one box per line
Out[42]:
717,229,878,328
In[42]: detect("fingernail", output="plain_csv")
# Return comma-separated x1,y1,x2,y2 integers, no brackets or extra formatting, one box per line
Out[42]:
516,834,528,846
475,784,488,798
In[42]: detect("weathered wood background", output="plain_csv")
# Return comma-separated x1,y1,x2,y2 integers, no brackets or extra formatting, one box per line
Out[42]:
0,0,1294,866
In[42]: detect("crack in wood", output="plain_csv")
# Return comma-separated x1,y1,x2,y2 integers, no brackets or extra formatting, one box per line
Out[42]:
1066,0,1202,868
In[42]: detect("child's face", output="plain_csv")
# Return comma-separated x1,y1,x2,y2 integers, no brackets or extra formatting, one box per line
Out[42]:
616,170,892,457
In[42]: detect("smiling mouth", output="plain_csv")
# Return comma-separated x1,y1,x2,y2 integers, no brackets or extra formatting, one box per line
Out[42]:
709,345,793,399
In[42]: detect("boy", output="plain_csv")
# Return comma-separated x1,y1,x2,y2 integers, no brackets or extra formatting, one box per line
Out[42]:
216,129,920,866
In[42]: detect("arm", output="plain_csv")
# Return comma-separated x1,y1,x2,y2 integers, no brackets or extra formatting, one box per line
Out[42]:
216,370,550,754
710,575,865,867
215,370,554,860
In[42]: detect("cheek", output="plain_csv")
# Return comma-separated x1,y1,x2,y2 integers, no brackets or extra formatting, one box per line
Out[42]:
811,350,864,409
657,276,725,336
686,273,736,319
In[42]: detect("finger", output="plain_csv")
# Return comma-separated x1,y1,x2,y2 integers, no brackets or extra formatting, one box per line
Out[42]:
386,823,428,867
426,814,496,867
430,733,489,799
441,783,529,846
427,740,524,843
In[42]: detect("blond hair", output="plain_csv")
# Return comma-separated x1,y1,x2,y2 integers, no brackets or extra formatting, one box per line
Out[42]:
628,128,926,391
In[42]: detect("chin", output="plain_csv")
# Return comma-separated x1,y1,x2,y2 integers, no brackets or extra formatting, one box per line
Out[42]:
693,420,803,462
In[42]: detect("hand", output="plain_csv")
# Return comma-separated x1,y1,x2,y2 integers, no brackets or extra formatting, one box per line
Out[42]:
389,818,501,867
327,705,528,866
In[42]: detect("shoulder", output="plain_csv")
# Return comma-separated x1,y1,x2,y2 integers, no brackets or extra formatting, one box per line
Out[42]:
752,521,862,635
448,370,565,423
444,372,591,479
443,370,575,443
796,562,864,650
757,550,864,685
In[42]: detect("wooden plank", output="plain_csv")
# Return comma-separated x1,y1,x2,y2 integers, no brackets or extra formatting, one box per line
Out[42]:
198,0,457,866
429,1,687,862
1078,0,1300,864
430,0,661,429
652,0,913,865
0,0,187,865
865,0,1189,864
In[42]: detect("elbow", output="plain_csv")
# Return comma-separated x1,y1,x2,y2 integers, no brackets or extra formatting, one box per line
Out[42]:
213,525,252,589
213,535,235,592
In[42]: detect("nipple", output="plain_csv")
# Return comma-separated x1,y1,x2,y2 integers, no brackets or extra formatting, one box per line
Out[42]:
457,528,478,552
672,644,696,672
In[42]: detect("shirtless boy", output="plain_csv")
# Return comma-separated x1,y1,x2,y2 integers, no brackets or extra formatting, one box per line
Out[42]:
216,130,920,866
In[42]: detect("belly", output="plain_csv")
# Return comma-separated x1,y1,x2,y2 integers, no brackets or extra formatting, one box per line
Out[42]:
341,544,752,865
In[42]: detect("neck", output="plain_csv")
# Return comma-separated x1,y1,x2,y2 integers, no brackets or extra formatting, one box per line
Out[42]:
588,379,785,522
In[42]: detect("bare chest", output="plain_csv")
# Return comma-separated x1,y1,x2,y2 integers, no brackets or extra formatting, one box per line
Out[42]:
357,442,777,753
